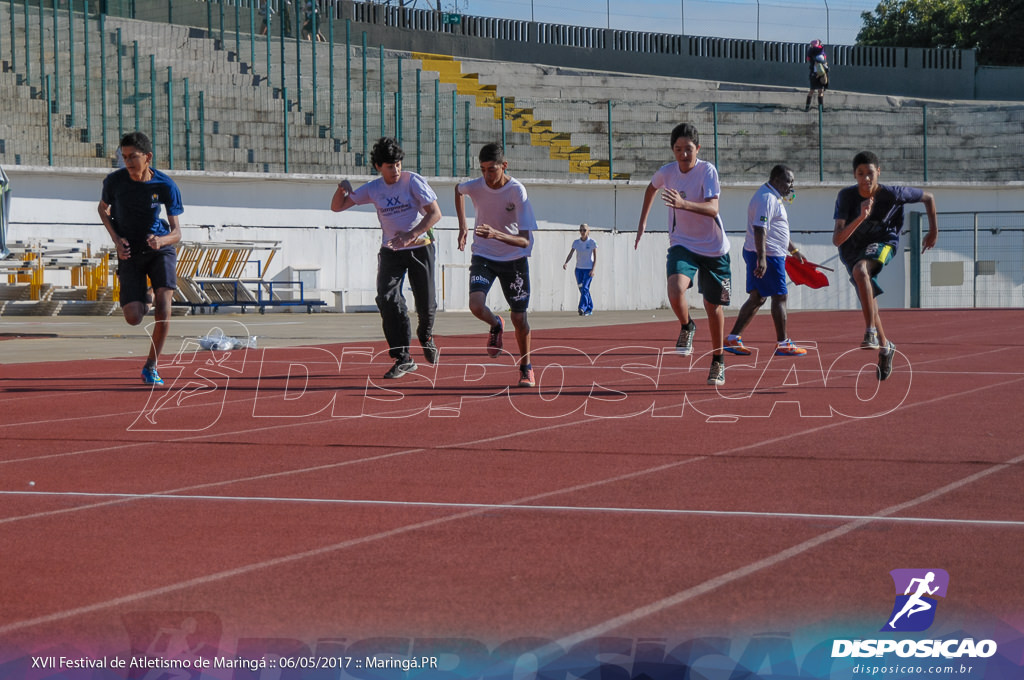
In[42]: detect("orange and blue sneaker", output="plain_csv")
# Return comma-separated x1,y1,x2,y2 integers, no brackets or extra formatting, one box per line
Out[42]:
518,365,536,388
141,364,164,385
487,316,504,357
775,339,808,356
724,334,751,355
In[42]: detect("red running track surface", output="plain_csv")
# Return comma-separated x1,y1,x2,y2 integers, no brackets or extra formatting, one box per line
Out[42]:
1,309,1022,669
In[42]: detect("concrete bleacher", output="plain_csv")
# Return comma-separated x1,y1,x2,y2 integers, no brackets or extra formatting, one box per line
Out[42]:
1,2,1022,184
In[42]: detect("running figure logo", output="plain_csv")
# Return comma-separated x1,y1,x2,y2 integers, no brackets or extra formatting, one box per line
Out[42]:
882,569,949,632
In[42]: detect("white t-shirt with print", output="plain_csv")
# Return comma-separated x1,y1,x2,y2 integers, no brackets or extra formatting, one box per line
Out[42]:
650,159,729,257
349,171,437,250
458,176,537,261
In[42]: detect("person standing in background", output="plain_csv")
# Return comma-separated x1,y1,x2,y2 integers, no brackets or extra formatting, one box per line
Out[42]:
563,223,598,316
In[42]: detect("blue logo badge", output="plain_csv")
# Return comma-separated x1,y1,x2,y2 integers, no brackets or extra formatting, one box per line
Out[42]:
882,569,949,632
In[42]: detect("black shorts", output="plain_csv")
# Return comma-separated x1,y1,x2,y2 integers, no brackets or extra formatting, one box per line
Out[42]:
469,255,531,313
117,245,177,306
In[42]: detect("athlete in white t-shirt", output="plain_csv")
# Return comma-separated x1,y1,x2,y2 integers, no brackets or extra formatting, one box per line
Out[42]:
635,123,732,386
330,137,442,380
562,223,598,315
455,143,539,388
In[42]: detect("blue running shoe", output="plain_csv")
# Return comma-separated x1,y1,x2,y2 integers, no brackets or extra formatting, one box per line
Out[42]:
141,365,165,385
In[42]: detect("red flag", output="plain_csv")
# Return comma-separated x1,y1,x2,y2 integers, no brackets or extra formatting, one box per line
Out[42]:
785,256,830,289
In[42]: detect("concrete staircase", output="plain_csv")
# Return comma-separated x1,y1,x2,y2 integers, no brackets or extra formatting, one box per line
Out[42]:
414,52,629,180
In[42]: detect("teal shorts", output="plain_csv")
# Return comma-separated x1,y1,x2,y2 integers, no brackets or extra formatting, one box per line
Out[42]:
666,245,732,306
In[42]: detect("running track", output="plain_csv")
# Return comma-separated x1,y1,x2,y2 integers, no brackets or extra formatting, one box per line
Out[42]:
1,309,1022,678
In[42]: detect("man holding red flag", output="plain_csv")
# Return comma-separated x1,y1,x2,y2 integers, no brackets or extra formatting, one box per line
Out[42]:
725,164,808,357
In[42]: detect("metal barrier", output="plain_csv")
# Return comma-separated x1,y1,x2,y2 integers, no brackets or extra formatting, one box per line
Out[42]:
174,239,326,312
0,237,115,314
911,211,1024,309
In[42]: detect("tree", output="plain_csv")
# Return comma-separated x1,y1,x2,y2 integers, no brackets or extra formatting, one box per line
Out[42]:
857,0,1024,65
971,0,1024,65
857,0,968,49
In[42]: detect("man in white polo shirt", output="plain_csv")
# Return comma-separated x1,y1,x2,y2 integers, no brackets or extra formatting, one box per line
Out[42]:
725,164,808,357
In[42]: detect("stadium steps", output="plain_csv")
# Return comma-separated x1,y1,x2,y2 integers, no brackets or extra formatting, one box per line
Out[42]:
412,52,630,180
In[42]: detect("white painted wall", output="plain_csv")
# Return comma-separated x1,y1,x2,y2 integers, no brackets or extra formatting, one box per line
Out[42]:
5,166,1023,312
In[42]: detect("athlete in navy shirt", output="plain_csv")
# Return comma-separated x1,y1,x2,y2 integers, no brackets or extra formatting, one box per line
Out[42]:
98,131,184,386
833,151,937,381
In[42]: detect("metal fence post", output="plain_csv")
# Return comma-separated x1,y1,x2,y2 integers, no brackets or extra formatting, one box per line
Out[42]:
116,28,124,138
438,77,442,175
100,13,107,154
922,104,929,182
416,68,421,173
909,212,921,308
379,44,385,138
396,55,403,145
166,66,174,169
51,0,59,115
712,102,719,170
500,96,506,150
8,0,16,73
464,100,470,177
68,1,76,127
294,13,301,112
132,40,140,131
451,89,456,176
46,75,53,166
283,85,289,173
184,78,192,170
149,54,156,147
972,211,979,308
366,30,370,161
312,2,318,123
607,100,613,181
249,2,255,69
818,101,824,182
329,14,335,138
346,19,351,150
264,0,271,82
37,0,43,93
279,1,286,96
22,0,30,93
83,1,90,141
199,90,206,171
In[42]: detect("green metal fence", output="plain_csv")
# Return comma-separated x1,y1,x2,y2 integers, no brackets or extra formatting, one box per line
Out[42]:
1,0,1023,185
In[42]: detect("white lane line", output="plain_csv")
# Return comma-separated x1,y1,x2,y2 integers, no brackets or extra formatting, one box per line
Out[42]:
3,489,1022,527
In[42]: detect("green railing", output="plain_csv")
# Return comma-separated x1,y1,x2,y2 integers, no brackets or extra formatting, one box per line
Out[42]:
1,0,1023,184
